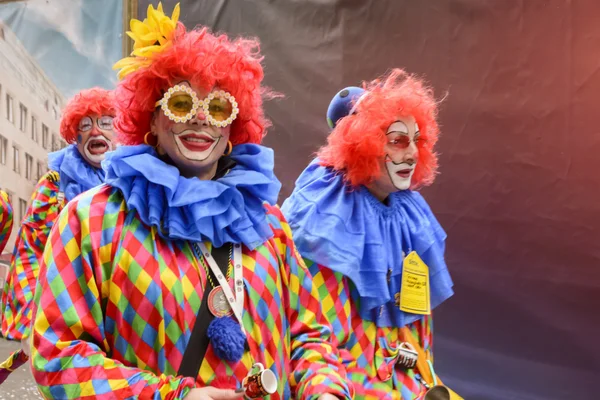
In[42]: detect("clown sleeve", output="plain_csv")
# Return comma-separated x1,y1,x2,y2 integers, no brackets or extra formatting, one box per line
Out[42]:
29,188,197,400
300,260,353,353
1,171,63,340
264,204,353,400
0,190,14,255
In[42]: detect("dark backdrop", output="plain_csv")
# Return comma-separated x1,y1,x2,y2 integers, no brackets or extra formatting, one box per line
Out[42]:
139,1,600,398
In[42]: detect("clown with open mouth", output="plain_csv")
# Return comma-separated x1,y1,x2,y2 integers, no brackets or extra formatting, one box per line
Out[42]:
0,88,116,384
79,114,115,167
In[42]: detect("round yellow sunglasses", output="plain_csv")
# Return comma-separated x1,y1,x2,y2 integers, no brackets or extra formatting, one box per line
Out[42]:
154,84,239,128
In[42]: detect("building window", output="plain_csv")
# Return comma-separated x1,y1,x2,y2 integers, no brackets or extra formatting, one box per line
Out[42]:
6,94,13,123
44,99,49,111
25,153,33,180
52,133,59,151
19,103,27,132
31,116,38,142
0,135,6,165
19,198,27,221
42,124,49,149
13,145,19,174
37,160,44,180
5,191,13,204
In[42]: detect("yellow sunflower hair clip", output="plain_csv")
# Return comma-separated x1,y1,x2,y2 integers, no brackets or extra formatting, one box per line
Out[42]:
113,2,181,80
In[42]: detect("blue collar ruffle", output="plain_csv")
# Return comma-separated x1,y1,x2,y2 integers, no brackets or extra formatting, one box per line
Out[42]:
102,144,281,250
281,159,454,327
48,144,105,202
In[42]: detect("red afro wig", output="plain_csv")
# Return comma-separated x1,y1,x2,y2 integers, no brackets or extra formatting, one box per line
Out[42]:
59,88,115,144
114,24,273,146
318,68,442,190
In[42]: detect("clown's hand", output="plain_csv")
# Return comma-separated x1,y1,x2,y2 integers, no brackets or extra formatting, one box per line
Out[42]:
21,337,31,357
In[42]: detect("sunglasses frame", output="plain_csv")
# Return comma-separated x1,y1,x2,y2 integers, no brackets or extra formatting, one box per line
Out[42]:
155,85,239,128
387,133,425,149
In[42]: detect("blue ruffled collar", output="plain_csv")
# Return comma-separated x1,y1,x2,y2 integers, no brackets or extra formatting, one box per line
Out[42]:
102,144,281,250
281,159,454,327
47,144,105,202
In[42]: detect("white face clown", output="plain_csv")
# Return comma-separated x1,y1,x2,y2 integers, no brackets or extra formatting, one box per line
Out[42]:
76,114,115,168
150,81,235,180
366,115,420,201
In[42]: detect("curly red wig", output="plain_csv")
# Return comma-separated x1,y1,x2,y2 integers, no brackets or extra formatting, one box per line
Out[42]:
318,69,441,189
114,24,272,146
59,88,115,144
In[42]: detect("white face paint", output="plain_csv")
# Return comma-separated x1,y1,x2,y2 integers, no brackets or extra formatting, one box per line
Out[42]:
385,156,415,190
151,81,231,179
366,115,421,201
83,134,114,165
173,129,222,161
77,115,115,168
384,120,419,190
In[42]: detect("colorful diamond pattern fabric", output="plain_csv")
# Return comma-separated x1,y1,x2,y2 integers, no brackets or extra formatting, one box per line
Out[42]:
0,190,13,254
30,185,352,399
2,171,65,340
305,259,433,400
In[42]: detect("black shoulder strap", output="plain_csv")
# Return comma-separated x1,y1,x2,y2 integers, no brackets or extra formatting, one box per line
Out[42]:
178,244,231,378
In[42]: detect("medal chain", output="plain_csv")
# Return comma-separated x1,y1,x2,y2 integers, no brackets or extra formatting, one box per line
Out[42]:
195,242,245,333
199,243,233,289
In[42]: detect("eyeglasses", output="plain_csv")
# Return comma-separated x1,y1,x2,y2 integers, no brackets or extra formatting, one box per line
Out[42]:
78,115,114,132
387,135,425,149
154,84,239,128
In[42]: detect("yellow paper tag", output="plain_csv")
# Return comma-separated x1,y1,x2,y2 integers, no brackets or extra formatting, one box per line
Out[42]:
399,251,431,315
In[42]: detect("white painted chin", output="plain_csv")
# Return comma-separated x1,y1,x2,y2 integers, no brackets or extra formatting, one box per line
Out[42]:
174,130,220,161
386,163,415,191
83,136,112,165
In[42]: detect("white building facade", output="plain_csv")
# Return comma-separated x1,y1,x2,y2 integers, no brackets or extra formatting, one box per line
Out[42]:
0,22,66,256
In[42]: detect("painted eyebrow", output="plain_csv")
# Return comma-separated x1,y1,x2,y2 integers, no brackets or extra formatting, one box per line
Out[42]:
386,121,409,134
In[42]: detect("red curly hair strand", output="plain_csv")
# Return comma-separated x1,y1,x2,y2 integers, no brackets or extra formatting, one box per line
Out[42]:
60,88,115,144
318,68,441,189
114,24,273,146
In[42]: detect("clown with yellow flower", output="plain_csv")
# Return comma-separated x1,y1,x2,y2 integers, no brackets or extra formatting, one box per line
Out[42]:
28,3,352,400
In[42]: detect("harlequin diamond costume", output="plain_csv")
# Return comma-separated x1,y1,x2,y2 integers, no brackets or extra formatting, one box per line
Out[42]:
0,88,115,383
28,3,351,399
282,69,455,399
0,190,13,255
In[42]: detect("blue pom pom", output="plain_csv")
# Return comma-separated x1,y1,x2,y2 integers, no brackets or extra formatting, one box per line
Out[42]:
207,317,246,362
